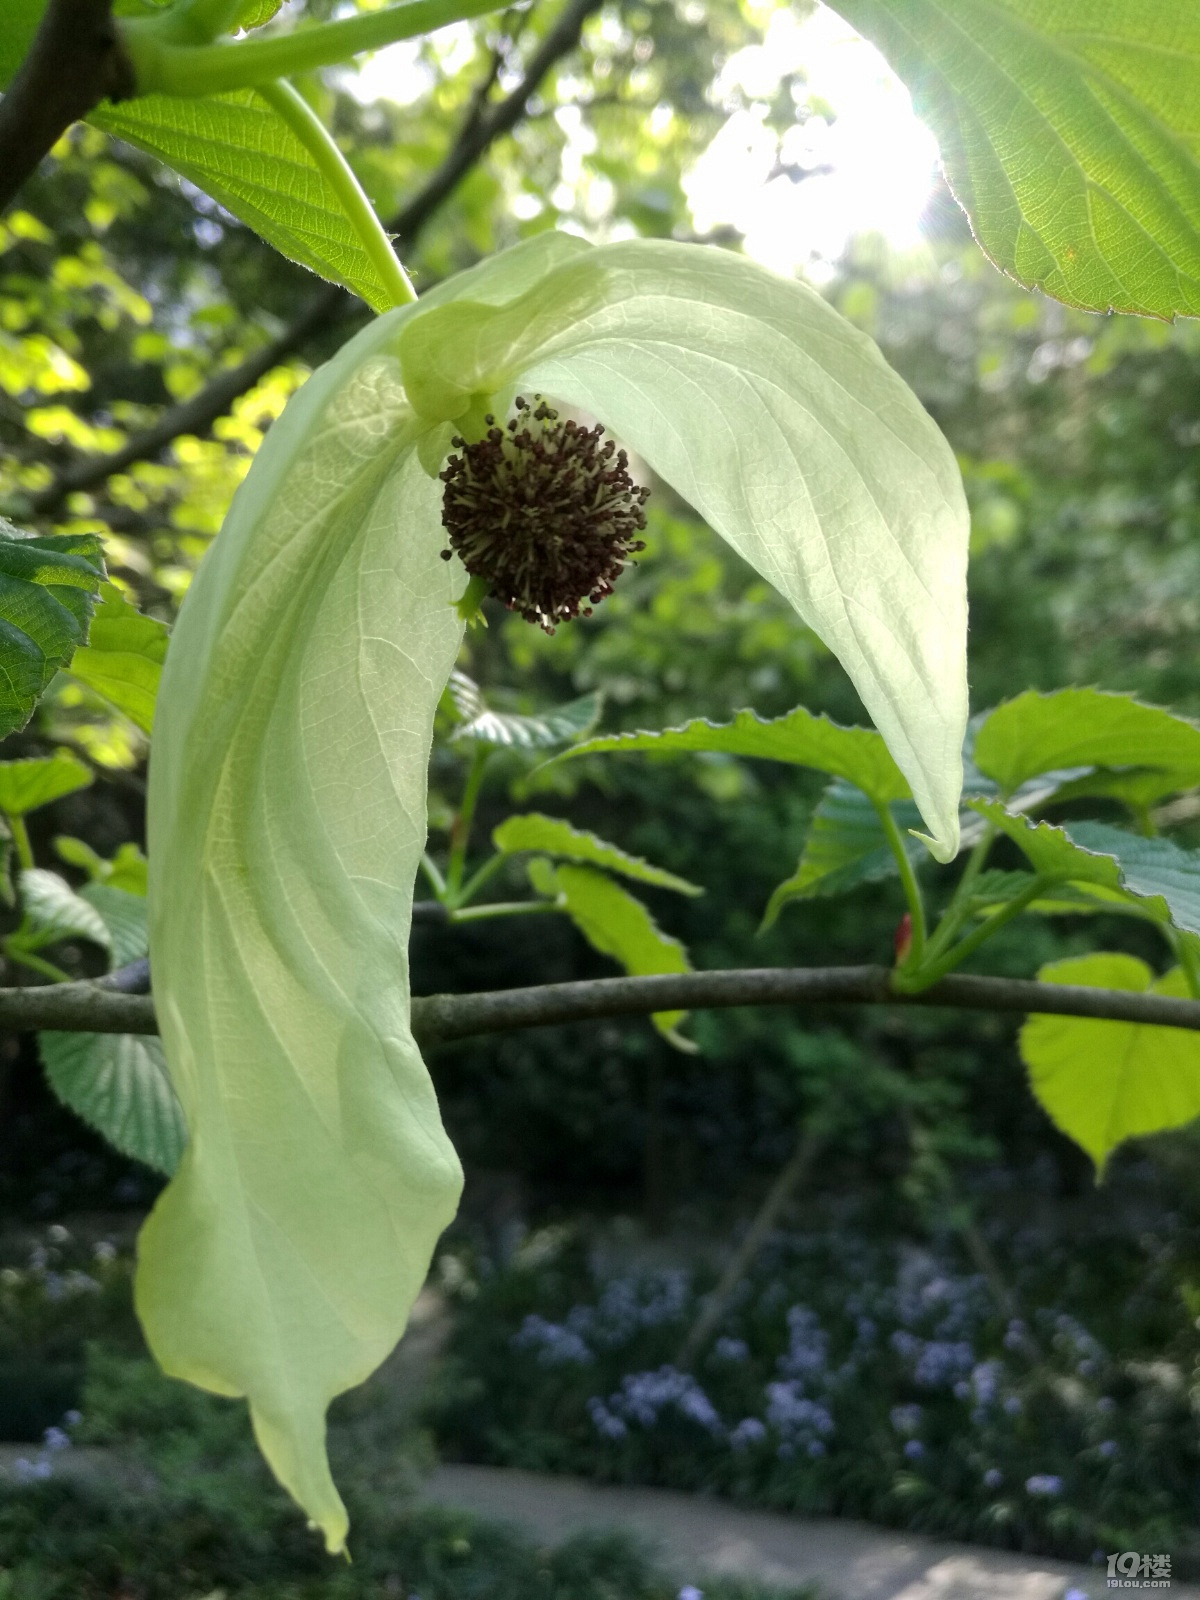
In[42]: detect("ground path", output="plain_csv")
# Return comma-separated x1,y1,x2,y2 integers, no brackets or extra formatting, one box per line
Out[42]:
421,1462,1195,1600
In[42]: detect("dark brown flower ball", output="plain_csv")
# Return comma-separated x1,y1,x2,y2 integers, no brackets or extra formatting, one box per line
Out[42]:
439,395,649,633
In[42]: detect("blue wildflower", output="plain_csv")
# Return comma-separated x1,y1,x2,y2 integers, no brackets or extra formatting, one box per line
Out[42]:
1025,1474,1063,1497
890,1404,923,1435
512,1314,593,1367
730,1417,767,1450
713,1336,749,1363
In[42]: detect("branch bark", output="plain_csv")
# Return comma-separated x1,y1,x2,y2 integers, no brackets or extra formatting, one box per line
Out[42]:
26,0,601,519
8,960,1200,1042
0,0,136,216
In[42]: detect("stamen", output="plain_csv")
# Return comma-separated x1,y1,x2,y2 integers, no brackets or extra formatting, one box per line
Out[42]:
439,395,649,633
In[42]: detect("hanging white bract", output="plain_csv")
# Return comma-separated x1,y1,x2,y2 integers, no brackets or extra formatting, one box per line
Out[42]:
144,232,969,1551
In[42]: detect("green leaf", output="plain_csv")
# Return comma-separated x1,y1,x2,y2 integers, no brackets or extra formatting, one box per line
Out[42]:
236,0,284,27
564,705,911,803
833,0,1200,318
39,1030,186,1177
0,751,92,817
55,837,148,896
399,237,968,860
1020,955,1200,1175
0,519,105,742
973,689,1200,796
974,801,1200,937
17,868,111,952
493,813,701,895
1048,767,1200,820
448,670,601,750
69,582,168,735
1066,822,1200,938
531,859,694,1047
90,91,395,311
763,780,925,926
0,0,45,87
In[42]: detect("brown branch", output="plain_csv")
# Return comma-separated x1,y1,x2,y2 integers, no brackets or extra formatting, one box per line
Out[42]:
0,0,135,216
10,960,1200,1042
27,0,600,519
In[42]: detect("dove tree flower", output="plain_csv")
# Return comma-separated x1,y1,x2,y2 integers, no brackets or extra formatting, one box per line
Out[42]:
143,228,968,1551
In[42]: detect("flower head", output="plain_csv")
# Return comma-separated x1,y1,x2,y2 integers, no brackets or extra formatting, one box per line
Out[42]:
440,396,647,631
144,229,968,1553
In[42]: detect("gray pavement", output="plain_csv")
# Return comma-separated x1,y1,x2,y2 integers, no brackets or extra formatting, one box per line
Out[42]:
422,1462,1196,1600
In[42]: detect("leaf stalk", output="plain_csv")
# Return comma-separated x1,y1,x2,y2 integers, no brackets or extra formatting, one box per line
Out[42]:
121,0,501,97
255,80,416,307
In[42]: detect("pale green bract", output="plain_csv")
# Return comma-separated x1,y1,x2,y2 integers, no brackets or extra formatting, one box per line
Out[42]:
145,231,968,1551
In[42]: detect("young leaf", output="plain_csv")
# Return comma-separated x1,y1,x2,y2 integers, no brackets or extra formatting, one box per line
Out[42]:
0,520,105,741
531,859,694,1047
833,0,1200,318
40,1030,186,1177
973,689,1200,796
763,780,925,926
1020,955,1200,1176
69,582,168,735
563,705,911,804
0,751,92,817
493,813,701,895
55,836,148,896
449,670,602,749
16,868,111,952
90,91,396,311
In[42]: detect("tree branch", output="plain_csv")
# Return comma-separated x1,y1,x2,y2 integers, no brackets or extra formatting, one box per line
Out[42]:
26,0,600,520
0,0,136,216
9,961,1200,1042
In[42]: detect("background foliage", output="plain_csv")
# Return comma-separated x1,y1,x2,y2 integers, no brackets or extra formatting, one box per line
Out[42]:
2,0,1200,1583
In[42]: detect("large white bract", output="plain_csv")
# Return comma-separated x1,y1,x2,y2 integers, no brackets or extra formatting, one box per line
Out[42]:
144,232,968,1549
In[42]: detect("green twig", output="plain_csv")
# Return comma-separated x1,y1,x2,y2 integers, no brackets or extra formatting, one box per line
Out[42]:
896,874,1054,992
456,851,506,908
7,816,33,874
5,944,71,984
874,800,926,964
420,851,447,900
446,744,491,904
122,0,501,97
449,899,560,923
922,818,996,965
255,80,416,308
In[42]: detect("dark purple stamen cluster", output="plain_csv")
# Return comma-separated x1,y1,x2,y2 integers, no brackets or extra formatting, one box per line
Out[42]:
439,395,649,633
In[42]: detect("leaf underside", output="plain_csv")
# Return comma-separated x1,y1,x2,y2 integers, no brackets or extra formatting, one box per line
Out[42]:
765,780,926,925
833,0,1200,319
91,92,393,311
